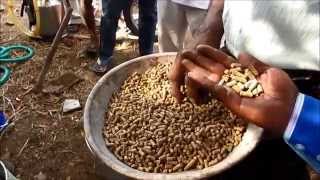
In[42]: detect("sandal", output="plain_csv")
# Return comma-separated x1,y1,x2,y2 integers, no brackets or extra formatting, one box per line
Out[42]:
90,61,111,74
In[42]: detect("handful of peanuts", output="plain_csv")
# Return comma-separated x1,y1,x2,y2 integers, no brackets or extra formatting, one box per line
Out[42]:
218,63,264,97
104,63,246,173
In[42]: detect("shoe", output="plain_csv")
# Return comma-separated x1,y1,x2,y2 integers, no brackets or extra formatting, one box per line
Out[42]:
90,57,112,74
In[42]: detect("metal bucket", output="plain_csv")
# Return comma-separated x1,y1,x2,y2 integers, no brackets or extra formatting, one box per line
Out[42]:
38,1,62,37
83,53,263,180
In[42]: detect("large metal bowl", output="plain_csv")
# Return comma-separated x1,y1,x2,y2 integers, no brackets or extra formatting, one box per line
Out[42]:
84,53,263,180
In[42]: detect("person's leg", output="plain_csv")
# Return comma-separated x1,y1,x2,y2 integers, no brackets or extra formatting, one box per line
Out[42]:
79,0,99,55
138,0,157,55
95,0,129,72
157,0,187,52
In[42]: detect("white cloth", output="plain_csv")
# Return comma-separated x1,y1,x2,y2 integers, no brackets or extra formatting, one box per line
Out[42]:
223,0,320,71
172,0,210,10
69,0,101,24
158,0,207,52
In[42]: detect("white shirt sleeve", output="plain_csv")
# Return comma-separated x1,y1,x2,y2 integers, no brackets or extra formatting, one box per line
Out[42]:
223,0,320,71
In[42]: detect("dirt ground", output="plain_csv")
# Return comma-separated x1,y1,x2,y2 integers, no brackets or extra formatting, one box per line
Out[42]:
0,3,138,180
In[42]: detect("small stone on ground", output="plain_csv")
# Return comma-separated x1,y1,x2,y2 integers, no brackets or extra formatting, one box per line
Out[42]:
63,99,81,113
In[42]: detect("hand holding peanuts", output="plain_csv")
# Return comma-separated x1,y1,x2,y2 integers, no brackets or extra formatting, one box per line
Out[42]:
173,45,299,135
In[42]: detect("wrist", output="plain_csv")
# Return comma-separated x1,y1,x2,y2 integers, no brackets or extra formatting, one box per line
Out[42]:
194,3,224,49
265,91,299,136
193,23,223,49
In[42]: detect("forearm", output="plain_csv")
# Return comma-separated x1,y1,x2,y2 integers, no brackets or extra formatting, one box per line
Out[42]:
195,0,224,48
284,93,320,173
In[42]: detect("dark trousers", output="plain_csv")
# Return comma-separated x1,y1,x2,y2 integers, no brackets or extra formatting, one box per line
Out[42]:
99,0,157,64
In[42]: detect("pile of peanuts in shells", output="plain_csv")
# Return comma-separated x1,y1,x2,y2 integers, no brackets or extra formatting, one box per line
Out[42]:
219,63,263,97
103,63,247,173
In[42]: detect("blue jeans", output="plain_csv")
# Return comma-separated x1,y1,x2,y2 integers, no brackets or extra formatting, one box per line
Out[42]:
99,0,157,65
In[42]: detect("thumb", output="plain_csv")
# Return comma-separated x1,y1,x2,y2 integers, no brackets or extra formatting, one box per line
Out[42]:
214,85,267,128
213,85,242,114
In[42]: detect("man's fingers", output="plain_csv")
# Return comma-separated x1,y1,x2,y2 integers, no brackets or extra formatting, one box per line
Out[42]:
214,85,269,127
195,55,226,75
168,53,185,103
213,85,241,113
171,81,184,103
168,53,184,81
182,49,225,76
181,50,197,61
238,53,269,74
182,59,221,86
187,72,217,91
196,44,234,68
185,75,202,104
214,85,255,122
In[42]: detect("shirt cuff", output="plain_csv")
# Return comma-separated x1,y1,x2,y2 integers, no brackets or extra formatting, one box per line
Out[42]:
283,93,305,140
283,93,320,173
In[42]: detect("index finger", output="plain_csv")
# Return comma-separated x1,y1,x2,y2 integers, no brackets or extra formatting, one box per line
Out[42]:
182,59,220,88
196,44,235,68
168,53,185,103
181,49,226,76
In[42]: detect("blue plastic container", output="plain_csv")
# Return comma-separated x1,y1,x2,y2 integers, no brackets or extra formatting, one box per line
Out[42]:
0,111,8,131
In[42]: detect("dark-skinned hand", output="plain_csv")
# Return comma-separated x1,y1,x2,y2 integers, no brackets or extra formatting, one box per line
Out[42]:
167,0,225,103
179,45,298,136
168,40,217,103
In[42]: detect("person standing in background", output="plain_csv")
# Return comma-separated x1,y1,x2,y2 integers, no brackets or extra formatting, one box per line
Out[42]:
80,0,157,73
79,0,99,53
157,0,211,52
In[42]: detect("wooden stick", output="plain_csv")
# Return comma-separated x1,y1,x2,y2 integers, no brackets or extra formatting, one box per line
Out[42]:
17,138,30,157
70,34,91,39
33,0,73,93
